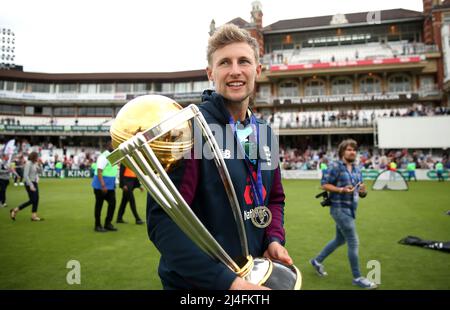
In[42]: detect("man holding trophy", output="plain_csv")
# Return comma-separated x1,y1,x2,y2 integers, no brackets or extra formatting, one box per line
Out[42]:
108,24,300,290
147,24,293,290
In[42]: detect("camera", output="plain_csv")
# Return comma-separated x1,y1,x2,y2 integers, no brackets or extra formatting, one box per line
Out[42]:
315,191,331,207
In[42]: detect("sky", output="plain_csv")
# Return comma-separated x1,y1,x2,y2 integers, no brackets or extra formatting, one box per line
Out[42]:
0,0,424,73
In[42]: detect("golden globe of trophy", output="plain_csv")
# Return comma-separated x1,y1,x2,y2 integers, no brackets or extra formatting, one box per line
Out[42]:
108,95,301,290
110,95,192,171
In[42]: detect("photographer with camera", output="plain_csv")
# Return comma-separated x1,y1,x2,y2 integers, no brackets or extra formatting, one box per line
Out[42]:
310,139,377,289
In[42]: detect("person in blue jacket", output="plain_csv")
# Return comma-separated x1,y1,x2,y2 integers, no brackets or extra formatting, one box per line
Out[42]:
92,141,118,232
147,24,293,290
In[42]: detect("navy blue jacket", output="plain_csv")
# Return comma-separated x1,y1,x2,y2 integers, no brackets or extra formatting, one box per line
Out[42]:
147,90,286,289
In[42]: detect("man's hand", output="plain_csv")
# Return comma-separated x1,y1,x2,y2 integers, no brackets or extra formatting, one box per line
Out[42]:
263,241,293,265
98,169,108,194
358,183,367,197
101,184,108,194
229,276,271,290
122,185,128,192
341,185,355,194
358,183,366,194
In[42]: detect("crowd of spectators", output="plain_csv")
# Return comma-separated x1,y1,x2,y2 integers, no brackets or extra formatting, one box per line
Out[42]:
2,139,448,174
0,118,21,126
280,145,449,171
255,104,450,129
0,139,100,173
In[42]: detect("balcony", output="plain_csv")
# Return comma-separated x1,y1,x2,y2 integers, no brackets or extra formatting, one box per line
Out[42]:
0,90,204,104
0,91,128,103
255,88,441,106
256,105,449,136
263,42,439,67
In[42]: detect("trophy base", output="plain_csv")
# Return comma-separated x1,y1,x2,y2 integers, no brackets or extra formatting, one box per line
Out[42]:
241,256,302,290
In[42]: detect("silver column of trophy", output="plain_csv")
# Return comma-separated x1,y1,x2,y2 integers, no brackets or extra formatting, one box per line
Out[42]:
108,95,301,289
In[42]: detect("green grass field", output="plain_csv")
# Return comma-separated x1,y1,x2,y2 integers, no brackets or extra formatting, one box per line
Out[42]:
0,178,449,290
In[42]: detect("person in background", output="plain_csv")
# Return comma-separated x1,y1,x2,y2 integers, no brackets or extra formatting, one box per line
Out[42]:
116,163,144,225
91,141,118,232
13,155,25,186
407,160,417,182
319,158,328,183
55,157,63,178
90,160,97,178
0,154,12,208
435,161,444,182
310,139,377,289
10,152,44,221
388,159,397,181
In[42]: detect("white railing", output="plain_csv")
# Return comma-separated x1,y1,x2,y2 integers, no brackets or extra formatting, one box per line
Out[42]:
0,91,127,101
0,90,204,102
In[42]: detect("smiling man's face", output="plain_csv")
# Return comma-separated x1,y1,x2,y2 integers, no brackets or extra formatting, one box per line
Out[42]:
207,42,261,105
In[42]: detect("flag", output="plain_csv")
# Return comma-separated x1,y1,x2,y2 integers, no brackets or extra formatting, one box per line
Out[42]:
3,139,16,163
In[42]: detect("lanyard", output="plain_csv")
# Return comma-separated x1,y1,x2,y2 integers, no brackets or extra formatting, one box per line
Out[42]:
341,161,359,186
229,114,264,208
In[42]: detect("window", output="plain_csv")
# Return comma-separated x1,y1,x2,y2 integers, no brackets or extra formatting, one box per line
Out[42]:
16,82,26,92
34,106,43,115
134,83,147,93
305,78,325,96
270,44,282,52
25,106,34,115
80,84,97,93
53,107,76,116
162,83,173,93
388,74,411,93
331,77,353,95
98,84,114,93
360,75,381,94
5,81,14,91
258,84,271,99
419,76,435,91
59,84,78,93
193,81,209,92
42,107,52,115
153,83,162,92
78,107,113,116
444,14,450,24
29,83,50,93
388,34,400,42
0,104,21,114
174,82,192,93
283,35,293,44
115,83,132,93
23,106,50,115
278,81,299,97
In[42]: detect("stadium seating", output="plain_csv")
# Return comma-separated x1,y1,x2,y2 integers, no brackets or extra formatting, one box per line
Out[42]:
267,42,432,65
259,105,448,129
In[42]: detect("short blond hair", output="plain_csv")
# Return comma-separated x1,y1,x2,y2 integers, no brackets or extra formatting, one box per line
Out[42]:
207,24,260,65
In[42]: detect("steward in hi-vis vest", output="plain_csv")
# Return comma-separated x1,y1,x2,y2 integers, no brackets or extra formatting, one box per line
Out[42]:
92,142,118,232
